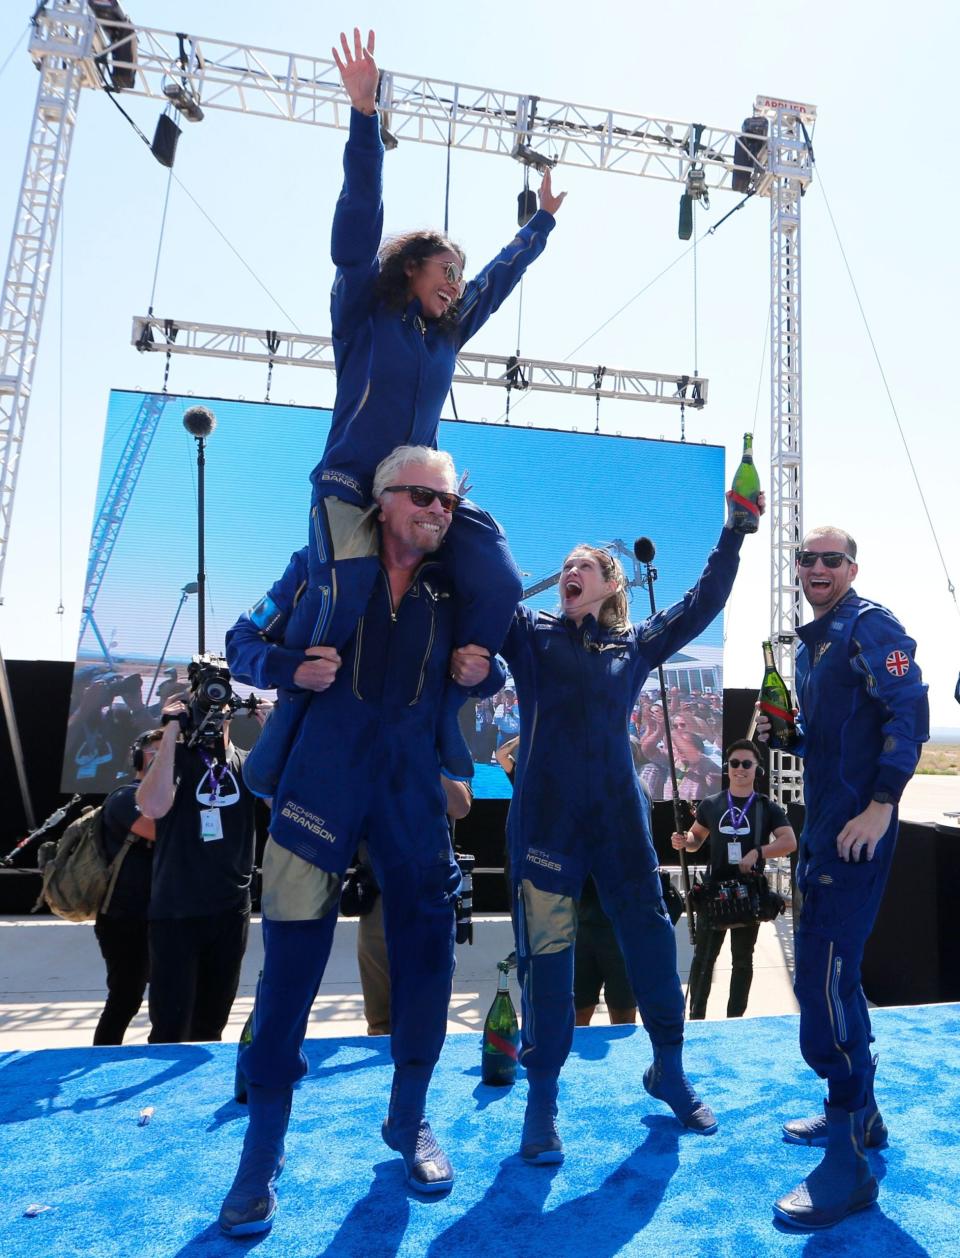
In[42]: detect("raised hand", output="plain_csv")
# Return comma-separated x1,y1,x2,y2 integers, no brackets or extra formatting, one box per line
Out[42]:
538,168,567,216
332,27,378,115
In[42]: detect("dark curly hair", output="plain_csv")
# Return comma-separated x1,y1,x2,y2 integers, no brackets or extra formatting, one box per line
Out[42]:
376,230,466,335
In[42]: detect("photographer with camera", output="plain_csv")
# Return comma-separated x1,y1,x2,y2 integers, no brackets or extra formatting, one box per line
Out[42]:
65,668,153,791
671,739,797,1020
91,729,163,1045
136,657,266,1045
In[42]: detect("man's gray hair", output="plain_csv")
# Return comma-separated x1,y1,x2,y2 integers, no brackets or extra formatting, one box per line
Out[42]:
803,525,858,560
372,445,457,501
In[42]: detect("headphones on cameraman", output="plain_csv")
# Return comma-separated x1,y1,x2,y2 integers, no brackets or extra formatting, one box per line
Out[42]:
131,731,160,773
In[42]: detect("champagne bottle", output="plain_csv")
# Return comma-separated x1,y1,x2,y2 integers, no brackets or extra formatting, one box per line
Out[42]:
726,433,761,534
759,640,796,751
481,961,520,1086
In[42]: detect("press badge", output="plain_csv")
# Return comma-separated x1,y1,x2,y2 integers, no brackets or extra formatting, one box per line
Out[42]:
726,841,743,863
201,808,224,841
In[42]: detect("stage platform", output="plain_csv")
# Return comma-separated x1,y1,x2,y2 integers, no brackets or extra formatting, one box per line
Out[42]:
0,912,800,1050
1,1003,956,1257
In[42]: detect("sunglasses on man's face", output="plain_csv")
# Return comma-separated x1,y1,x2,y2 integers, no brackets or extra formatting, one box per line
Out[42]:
727,758,757,770
797,550,855,569
424,257,466,293
382,484,463,513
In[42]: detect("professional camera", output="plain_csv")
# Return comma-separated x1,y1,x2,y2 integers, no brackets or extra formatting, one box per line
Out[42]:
173,653,259,748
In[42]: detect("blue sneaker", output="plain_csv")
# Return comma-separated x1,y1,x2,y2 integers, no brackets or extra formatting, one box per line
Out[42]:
382,1117,455,1193
644,1044,717,1134
218,1085,291,1237
520,1070,564,1164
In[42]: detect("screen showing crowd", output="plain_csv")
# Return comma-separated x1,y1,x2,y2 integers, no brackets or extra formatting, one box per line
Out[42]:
65,391,726,799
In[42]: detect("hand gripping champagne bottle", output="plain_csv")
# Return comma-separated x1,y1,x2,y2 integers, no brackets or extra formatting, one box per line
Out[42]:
481,960,520,1085
726,433,761,534
759,640,796,751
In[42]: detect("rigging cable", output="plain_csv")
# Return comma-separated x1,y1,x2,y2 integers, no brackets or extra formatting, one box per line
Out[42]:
490,231,704,424
490,181,758,425
97,84,302,332
0,22,28,82
807,142,958,618
443,104,460,421
56,186,65,654
147,162,174,317
506,168,530,426
692,199,699,379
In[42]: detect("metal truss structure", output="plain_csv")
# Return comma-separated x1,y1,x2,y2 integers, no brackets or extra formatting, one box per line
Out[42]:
0,0,819,807
761,98,815,802
0,2,85,599
130,315,707,410
78,391,170,657
75,16,764,190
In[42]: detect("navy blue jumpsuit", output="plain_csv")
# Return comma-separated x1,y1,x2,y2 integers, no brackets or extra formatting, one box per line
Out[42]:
499,528,743,1079
243,107,555,792
792,590,927,1109
226,546,503,1088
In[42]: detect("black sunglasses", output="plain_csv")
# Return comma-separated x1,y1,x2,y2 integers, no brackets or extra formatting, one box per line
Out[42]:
797,550,854,569
727,758,757,770
382,484,462,513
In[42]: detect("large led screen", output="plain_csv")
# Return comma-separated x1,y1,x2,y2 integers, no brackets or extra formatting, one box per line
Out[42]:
65,391,725,799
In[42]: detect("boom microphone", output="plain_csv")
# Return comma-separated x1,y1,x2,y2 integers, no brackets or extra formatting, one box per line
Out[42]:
183,405,217,438
634,536,656,564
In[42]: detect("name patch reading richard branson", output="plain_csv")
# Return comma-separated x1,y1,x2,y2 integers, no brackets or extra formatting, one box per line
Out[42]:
279,801,337,844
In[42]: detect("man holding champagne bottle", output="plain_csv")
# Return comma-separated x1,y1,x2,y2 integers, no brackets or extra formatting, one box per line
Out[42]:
756,526,928,1231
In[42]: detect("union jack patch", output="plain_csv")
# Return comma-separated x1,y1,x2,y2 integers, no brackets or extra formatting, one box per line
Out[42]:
885,650,910,677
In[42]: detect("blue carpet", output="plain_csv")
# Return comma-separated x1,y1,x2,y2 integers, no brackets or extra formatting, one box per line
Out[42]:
2,1005,958,1257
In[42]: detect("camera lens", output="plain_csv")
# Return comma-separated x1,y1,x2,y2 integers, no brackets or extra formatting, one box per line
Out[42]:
202,679,231,704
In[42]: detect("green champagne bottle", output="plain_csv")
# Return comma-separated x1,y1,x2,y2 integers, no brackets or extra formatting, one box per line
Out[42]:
481,961,520,1086
726,433,761,534
759,640,796,751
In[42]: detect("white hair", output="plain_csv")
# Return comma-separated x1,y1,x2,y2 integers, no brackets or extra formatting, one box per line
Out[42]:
371,445,457,501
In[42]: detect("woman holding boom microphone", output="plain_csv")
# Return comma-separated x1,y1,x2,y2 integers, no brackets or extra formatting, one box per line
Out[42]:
231,26,566,809
498,493,763,1164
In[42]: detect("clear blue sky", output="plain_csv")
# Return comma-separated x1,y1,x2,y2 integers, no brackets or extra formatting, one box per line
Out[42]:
1,1,958,728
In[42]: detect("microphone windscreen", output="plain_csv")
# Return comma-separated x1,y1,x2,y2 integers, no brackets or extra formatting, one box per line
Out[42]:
183,405,216,437
634,536,656,564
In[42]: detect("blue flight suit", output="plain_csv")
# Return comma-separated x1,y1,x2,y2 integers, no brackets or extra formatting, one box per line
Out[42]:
499,528,743,1079
226,546,503,1089
245,108,555,792
792,589,928,1109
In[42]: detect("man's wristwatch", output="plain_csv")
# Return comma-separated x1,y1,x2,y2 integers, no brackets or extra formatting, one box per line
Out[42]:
871,791,896,806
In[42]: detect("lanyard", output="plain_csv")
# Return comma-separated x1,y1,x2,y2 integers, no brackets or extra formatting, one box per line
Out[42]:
197,747,233,807
726,790,755,834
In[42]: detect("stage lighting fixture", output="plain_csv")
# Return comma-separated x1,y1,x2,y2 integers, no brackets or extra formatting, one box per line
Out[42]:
678,165,709,239
379,119,399,150
512,143,557,173
162,80,204,123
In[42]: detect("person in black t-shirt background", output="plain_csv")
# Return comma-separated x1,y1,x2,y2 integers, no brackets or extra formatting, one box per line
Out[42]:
671,739,797,1020
93,729,163,1045
136,696,267,1044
